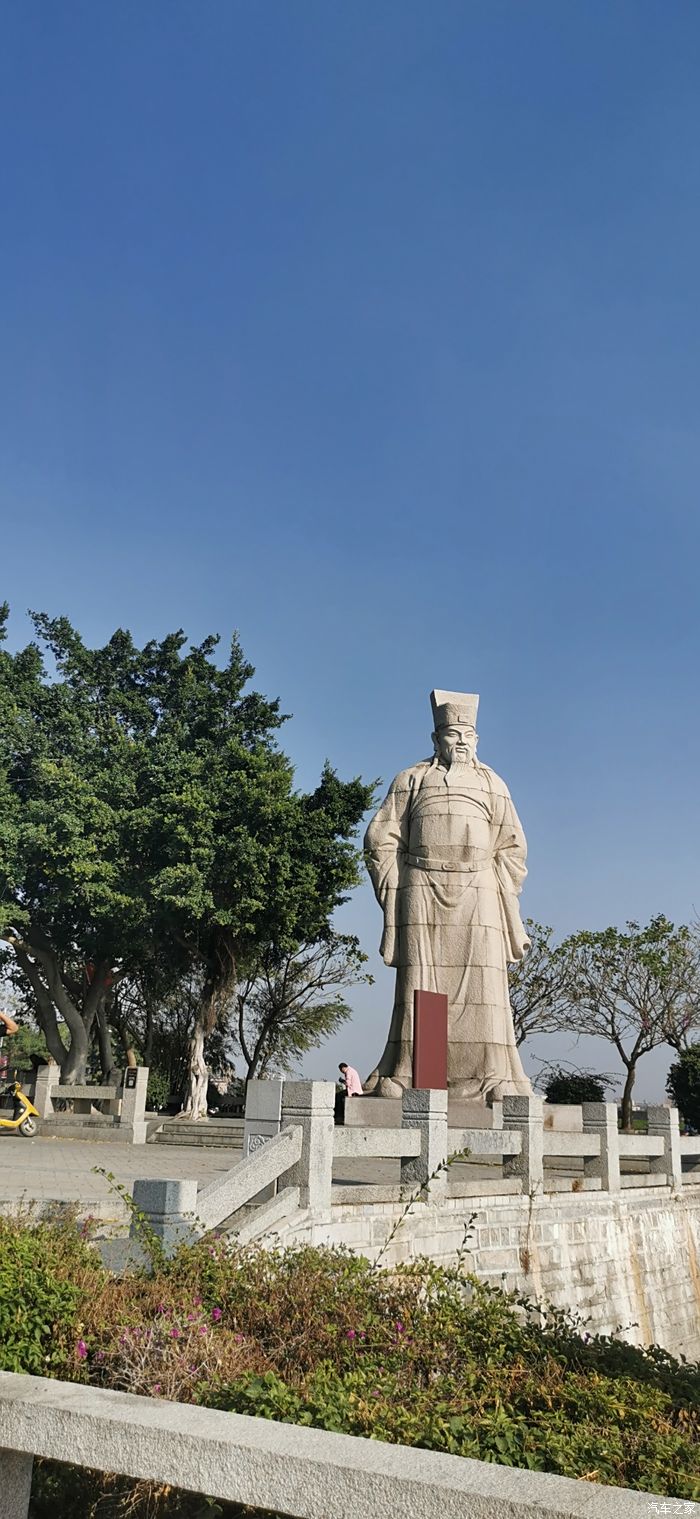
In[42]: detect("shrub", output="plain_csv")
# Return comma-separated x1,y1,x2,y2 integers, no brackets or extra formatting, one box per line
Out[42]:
666,1043,700,1132
0,1215,99,1376
146,1068,172,1112
4,1225,697,1512
543,1068,609,1104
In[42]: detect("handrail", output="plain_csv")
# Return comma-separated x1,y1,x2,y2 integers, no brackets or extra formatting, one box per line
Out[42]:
196,1123,303,1232
0,1371,657,1519
333,1128,421,1159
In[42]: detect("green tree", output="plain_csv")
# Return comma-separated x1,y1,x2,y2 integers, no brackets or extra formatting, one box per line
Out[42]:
0,607,149,1081
666,1043,700,1132
234,933,372,1081
0,608,375,1111
557,916,700,1131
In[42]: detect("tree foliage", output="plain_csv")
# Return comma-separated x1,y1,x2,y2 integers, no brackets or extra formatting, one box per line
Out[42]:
666,1042,700,1133
0,608,375,1109
556,916,700,1130
234,933,372,1081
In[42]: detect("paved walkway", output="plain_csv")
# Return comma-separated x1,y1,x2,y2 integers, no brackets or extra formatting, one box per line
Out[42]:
0,1133,402,1224
0,1134,239,1223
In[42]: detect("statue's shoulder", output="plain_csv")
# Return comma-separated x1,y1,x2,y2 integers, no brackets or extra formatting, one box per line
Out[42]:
475,761,511,798
389,758,433,794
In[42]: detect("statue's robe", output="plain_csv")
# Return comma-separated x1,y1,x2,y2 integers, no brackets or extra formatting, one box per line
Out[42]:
364,756,531,1100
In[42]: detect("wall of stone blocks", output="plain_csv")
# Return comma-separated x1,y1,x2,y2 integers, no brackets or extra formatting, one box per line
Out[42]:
272,1186,700,1360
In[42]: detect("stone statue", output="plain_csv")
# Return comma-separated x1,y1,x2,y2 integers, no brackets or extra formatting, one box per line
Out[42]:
364,689,532,1101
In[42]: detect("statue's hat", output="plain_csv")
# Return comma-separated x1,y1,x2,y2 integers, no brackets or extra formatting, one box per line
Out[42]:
430,689,479,731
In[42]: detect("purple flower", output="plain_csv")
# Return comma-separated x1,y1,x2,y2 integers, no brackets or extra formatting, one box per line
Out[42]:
211,1307,222,1322
199,1325,208,1336
152,1384,162,1394
346,1329,356,1340
395,1321,404,1334
170,1328,181,1340
76,1339,88,1360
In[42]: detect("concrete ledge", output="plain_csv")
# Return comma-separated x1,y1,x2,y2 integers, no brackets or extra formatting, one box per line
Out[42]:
544,1177,602,1193
51,1084,119,1101
334,1128,421,1159
448,1128,521,1156
0,1371,663,1518
543,1133,601,1157
619,1174,668,1189
343,1097,401,1128
618,1135,665,1157
331,1184,406,1205
447,1178,522,1198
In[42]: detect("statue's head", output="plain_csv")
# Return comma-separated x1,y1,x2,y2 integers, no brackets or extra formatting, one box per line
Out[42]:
430,689,479,767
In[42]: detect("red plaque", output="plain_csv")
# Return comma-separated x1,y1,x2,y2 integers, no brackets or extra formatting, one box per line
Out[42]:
412,989,448,1089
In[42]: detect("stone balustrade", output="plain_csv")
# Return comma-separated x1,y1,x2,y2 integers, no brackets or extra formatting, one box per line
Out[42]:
0,1371,661,1519
33,1064,149,1143
130,1085,695,1255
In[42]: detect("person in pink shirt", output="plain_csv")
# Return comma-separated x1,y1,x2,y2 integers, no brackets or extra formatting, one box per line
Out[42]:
338,1062,363,1097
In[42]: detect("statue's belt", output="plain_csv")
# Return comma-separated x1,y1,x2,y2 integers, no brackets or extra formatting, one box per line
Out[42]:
406,852,491,874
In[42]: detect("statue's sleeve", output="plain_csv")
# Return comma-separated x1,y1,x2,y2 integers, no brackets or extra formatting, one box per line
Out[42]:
364,771,412,967
491,786,530,963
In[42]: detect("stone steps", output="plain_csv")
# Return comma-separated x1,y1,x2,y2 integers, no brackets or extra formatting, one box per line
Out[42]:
149,1118,244,1150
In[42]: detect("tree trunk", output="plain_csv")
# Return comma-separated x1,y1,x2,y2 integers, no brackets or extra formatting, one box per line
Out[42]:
179,1020,209,1120
143,999,154,1069
179,947,236,1120
620,1063,636,1132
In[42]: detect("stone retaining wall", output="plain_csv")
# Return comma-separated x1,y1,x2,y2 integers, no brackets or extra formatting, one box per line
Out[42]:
272,1185,700,1360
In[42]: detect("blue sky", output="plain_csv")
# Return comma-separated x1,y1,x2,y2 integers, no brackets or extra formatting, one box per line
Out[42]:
2,2,699,1098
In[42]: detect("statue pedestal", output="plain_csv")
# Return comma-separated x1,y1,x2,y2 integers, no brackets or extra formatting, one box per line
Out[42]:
448,1098,503,1130
343,1096,401,1128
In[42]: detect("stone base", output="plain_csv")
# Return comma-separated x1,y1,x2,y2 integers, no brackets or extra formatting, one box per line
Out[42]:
343,1097,402,1128
543,1103,583,1132
448,1099,503,1130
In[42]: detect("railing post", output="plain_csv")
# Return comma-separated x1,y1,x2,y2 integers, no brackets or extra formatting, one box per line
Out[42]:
582,1102,620,1192
503,1095,544,1193
647,1104,682,1191
280,1081,334,1213
104,1068,123,1117
401,1088,448,1197
119,1067,149,1143
0,1448,33,1517
131,1178,198,1255
33,1063,56,1119
243,1077,283,1203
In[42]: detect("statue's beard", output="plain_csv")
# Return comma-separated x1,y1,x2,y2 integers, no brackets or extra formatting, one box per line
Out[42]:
444,749,475,775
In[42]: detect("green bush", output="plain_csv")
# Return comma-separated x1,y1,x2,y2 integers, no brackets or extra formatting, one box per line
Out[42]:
666,1043,700,1132
543,1068,609,1104
0,1217,96,1376
146,1067,172,1112
3,1224,696,1513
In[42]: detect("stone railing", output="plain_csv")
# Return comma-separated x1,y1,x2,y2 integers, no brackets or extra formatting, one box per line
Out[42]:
33,1064,149,1144
129,1085,700,1254
0,1370,659,1519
